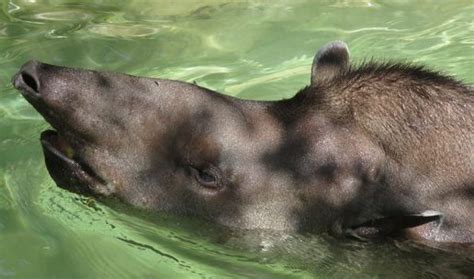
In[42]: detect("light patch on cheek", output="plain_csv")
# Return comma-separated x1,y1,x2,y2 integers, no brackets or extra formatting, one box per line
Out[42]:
327,176,361,208
128,191,154,209
236,172,299,231
91,181,116,196
82,147,130,195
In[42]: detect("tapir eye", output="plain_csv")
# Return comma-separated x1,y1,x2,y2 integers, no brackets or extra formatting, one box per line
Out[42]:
191,166,221,190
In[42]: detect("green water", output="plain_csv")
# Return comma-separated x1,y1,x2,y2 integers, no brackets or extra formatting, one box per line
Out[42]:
1,0,473,278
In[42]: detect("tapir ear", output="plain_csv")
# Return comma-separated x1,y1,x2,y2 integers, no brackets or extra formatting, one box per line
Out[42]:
345,210,444,241
311,40,349,85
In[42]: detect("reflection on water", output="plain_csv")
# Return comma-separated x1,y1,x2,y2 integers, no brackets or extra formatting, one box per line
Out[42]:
0,0,473,278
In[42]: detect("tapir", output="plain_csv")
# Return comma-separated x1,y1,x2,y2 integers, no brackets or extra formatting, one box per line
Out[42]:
11,41,473,243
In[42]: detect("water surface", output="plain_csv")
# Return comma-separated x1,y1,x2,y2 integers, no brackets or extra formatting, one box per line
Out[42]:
1,0,473,278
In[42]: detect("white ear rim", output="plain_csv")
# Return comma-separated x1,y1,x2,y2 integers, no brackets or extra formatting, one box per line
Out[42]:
311,40,350,85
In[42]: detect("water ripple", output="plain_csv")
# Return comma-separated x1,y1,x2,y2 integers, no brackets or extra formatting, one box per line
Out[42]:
0,1,473,278
32,11,93,22
86,23,159,38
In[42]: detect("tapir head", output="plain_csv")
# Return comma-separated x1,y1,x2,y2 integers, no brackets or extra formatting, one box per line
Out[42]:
12,58,303,230
12,42,450,240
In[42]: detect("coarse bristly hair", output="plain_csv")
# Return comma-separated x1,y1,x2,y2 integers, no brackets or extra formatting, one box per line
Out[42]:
345,61,469,92
274,60,473,160
290,60,472,112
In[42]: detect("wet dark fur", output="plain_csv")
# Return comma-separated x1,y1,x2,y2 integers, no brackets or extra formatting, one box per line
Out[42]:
271,61,473,240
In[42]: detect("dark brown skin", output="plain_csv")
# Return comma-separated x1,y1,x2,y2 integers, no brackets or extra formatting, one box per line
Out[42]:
11,41,473,243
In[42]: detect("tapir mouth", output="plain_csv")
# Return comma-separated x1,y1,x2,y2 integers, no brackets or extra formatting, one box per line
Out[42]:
12,61,113,197
40,130,111,196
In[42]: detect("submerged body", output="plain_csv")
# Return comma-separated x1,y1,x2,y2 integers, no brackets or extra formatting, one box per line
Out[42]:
11,41,473,243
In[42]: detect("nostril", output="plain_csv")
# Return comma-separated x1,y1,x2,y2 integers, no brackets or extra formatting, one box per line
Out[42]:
21,72,39,93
